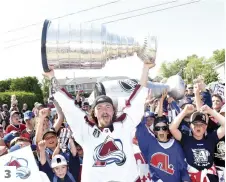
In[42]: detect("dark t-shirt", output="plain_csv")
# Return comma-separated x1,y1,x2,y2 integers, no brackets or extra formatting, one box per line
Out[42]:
180,131,219,171
207,118,225,168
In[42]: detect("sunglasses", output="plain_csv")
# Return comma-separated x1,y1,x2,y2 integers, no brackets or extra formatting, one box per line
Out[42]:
188,87,193,89
154,126,168,131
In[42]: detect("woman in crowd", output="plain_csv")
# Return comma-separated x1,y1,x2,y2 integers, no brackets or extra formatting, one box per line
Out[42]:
136,91,190,182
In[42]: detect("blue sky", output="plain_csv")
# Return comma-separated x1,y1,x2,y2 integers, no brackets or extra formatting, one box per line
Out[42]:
0,0,225,81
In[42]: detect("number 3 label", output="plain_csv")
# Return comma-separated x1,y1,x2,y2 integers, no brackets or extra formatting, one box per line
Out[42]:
0,166,16,180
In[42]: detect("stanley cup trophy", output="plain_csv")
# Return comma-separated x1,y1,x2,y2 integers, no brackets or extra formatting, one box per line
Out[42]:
41,19,185,104
41,19,157,72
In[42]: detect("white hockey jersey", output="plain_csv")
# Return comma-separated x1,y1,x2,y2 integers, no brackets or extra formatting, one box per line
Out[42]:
54,85,148,182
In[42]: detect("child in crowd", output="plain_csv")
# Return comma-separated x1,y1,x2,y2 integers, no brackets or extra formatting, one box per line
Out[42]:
39,140,79,182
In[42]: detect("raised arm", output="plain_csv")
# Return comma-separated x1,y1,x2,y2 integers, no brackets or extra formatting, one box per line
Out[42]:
194,83,204,111
123,63,155,128
52,100,64,132
43,69,88,147
157,90,167,117
38,140,47,165
69,138,77,157
169,104,195,141
200,105,225,139
35,108,49,144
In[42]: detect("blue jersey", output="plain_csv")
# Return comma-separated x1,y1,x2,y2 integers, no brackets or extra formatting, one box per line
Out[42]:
136,119,190,182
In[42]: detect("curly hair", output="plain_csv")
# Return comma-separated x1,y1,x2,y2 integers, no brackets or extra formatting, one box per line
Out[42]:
90,106,117,125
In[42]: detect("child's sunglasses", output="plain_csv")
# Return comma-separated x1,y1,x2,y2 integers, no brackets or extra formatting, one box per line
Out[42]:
154,126,168,131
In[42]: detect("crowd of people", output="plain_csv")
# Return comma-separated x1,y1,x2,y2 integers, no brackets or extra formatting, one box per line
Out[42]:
0,61,225,182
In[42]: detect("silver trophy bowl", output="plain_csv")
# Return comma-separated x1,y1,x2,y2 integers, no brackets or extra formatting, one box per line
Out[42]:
41,19,157,72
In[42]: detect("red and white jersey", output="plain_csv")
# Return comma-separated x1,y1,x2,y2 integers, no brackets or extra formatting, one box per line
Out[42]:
54,85,148,182
133,141,152,182
5,123,26,134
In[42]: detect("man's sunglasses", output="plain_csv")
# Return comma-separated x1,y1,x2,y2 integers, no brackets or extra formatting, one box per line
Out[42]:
154,126,168,131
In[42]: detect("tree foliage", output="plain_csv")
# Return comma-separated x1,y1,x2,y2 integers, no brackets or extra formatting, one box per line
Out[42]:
0,79,11,92
0,91,38,110
41,77,50,102
160,59,188,79
213,49,225,65
159,51,222,85
10,77,43,102
0,76,43,103
184,55,204,83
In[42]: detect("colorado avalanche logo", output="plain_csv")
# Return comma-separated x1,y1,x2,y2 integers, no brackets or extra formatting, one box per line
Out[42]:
5,157,31,179
118,79,138,92
93,136,126,167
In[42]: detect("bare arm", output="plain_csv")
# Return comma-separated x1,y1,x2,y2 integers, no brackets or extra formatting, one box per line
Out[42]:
123,63,155,128
52,143,60,158
53,100,64,132
194,83,203,111
201,105,225,139
169,104,195,141
157,90,167,117
69,138,77,157
35,118,45,145
35,108,50,144
139,65,151,87
38,140,47,165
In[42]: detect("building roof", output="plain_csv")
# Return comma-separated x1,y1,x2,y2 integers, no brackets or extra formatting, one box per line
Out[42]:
57,78,68,86
214,62,225,69
59,76,130,86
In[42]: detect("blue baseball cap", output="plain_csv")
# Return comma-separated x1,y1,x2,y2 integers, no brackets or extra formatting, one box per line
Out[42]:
23,111,34,121
3,132,18,144
144,111,155,118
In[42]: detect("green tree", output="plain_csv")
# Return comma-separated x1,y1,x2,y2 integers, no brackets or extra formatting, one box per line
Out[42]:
41,77,50,101
0,91,38,110
213,49,225,65
160,59,188,78
184,55,204,83
184,55,218,84
0,79,11,92
202,64,219,84
10,77,43,102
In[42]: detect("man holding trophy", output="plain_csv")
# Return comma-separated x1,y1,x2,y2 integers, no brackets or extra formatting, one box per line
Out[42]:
42,19,158,182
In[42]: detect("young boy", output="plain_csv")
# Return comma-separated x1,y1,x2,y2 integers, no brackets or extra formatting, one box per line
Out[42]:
39,140,78,182
169,104,225,182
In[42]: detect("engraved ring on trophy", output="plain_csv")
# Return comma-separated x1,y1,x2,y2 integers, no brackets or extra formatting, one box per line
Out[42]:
41,19,157,72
